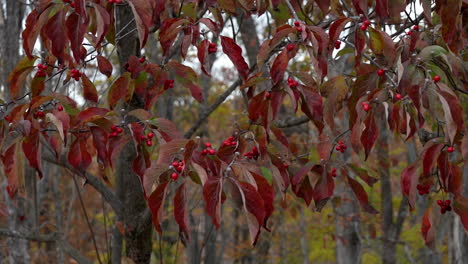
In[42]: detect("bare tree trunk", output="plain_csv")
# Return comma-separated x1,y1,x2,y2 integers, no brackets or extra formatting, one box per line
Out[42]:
113,5,152,264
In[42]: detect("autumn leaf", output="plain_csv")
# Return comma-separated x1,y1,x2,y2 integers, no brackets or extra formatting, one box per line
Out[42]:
221,36,250,80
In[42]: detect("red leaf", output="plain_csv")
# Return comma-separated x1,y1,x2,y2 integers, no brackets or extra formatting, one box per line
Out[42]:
270,49,290,85
300,88,324,134
368,27,396,65
234,181,266,245
436,89,464,144
352,0,368,16
43,10,66,60
108,135,131,168
251,172,274,228
203,178,223,229
31,75,45,97
97,55,113,77
292,163,315,206
453,195,468,232
22,131,43,179
375,0,389,19
93,4,110,47
401,163,418,210
312,165,334,211
347,164,378,186
197,39,211,76
347,176,378,214
132,148,150,182
22,7,52,58
447,164,462,195
156,139,188,165
128,0,154,48
81,74,99,103
360,113,378,160
66,12,88,63
1,143,21,198
174,183,190,240
73,0,87,19
315,0,330,14
90,126,108,167
328,17,351,53
167,61,203,103
422,143,443,178
199,18,218,34
75,107,109,125
160,18,187,56
7,56,37,99
221,36,250,80
108,72,131,108
147,182,169,233
421,205,435,247
354,27,366,61
67,137,92,173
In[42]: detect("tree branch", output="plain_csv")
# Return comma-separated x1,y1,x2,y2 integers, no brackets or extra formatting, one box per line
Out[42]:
0,228,93,264
42,152,124,219
274,116,309,128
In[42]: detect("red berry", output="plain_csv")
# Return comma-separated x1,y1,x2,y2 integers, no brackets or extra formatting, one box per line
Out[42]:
336,146,341,151
296,26,302,32
377,69,385,76
70,1,75,7
444,200,451,206
446,205,452,211
265,92,271,99
395,93,402,100
417,184,422,190
140,135,146,140
172,161,179,167
57,105,64,111
283,163,289,168
447,146,455,153
201,149,208,155
147,132,154,139
139,57,146,63
176,166,183,172
116,127,123,133
146,140,153,147
338,141,344,145
4,116,11,122
208,149,216,155
294,21,300,27
334,40,341,49
441,207,447,214
437,200,444,206
413,25,419,31
360,24,367,31
433,75,441,83
205,142,212,148
406,30,413,36
171,172,179,180
37,111,45,118
287,44,295,51
111,125,118,131
363,20,371,26
109,132,118,138
36,70,47,78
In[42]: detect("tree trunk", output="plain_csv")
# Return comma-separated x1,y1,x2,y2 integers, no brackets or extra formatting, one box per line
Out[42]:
113,5,153,264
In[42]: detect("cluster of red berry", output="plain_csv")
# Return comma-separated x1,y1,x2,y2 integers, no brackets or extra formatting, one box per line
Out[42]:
170,160,185,180
244,146,259,160
222,136,237,146
208,42,217,54
164,79,174,90
335,141,347,153
406,25,419,36
286,43,295,51
109,125,124,138
70,69,82,81
360,19,371,30
201,142,216,155
361,101,371,112
294,21,302,32
334,40,341,49
287,77,298,88
416,184,430,195
329,168,337,177
437,199,452,214
33,110,45,119
36,64,47,78
140,132,155,146
108,0,122,4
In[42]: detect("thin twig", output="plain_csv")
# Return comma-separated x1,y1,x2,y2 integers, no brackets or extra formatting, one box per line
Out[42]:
284,0,300,21
71,173,103,264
